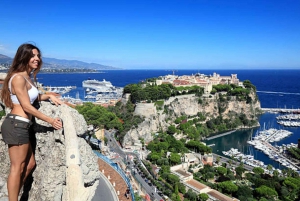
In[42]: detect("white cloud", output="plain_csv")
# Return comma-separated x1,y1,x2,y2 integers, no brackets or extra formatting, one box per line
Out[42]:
0,44,15,56
0,44,5,50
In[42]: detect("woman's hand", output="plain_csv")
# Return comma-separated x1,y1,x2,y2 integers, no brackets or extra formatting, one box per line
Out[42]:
49,94,64,106
51,117,63,130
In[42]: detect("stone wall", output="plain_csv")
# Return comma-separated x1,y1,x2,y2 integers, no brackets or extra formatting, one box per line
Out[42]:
0,102,100,201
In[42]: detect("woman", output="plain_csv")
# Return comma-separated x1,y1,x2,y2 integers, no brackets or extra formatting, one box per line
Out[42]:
1,43,63,201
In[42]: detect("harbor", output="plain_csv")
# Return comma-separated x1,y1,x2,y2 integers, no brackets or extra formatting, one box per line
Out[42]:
206,112,300,171
36,81,76,95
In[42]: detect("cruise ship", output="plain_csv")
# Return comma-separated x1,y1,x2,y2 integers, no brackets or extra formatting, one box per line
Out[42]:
82,79,120,93
82,78,124,103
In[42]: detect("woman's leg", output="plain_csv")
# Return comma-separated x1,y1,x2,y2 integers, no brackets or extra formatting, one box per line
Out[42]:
7,143,30,201
21,143,36,186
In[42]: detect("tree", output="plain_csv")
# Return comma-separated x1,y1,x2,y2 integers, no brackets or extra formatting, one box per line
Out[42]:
236,185,253,200
272,169,279,177
216,166,227,176
167,125,177,135
76,102,122,131
169,153,181,165
178,182,186,194
184,189,198,201
198,193,209,201
255,185,278,199
218,181,238,195
283,177,300,191
167,174,180,185
235,166,245,178
252,167,264,175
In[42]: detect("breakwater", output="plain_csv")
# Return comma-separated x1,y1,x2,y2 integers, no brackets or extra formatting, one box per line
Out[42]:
206,130,237,140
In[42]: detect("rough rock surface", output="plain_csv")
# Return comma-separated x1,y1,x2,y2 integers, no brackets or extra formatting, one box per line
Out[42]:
123,92,261,145
0,101,100,201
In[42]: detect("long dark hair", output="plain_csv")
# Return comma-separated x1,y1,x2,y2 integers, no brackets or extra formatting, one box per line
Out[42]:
1,43,43,108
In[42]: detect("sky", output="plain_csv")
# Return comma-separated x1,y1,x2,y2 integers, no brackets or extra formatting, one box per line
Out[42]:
1,0,300,69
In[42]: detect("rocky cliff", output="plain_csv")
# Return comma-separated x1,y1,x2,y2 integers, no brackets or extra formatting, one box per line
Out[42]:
123,92,261,146
0,102,100,201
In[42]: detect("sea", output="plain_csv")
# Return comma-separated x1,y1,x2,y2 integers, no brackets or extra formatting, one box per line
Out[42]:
36,69,300,169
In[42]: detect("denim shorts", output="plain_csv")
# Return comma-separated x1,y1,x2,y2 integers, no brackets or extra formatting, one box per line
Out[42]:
1,114,33,145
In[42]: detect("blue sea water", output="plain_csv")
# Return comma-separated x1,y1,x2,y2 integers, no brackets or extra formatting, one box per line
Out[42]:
37,69,300,169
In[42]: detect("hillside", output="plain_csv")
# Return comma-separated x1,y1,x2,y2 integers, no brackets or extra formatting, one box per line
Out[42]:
0,54,12,64
0,54,120,70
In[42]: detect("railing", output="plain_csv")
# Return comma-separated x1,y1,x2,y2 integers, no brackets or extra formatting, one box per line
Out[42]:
94,151,135,201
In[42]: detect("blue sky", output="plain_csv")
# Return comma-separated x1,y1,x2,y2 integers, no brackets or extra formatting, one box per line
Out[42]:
1,0,300,69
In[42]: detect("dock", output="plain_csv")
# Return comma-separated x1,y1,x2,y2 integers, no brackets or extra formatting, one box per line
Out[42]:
262,108,300,113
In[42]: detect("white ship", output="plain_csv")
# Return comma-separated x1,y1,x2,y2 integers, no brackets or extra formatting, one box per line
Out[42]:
82,78,123,103
82,79,120,93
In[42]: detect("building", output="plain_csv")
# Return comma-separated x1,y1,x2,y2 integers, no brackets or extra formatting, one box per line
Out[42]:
157,72,241,94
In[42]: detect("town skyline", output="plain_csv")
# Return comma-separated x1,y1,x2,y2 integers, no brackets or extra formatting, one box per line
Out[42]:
1,0,300,69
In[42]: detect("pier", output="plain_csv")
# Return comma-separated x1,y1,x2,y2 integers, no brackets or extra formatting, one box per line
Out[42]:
262,108,300,114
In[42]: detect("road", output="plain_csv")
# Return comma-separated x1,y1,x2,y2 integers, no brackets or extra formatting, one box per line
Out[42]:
92,176,116,201
105,130,164,201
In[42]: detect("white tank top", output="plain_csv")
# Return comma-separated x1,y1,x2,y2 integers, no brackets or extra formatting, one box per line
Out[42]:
8,74,39,104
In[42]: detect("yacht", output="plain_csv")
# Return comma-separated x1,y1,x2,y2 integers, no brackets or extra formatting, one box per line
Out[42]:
82,78,121,93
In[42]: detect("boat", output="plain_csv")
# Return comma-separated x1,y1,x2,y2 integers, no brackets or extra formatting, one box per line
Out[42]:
82,78,124,104
82,78,121,93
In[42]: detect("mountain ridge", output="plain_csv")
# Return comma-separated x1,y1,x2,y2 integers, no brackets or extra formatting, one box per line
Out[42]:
0,54,120,70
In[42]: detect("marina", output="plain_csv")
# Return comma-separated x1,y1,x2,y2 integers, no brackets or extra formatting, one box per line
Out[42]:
276,114,300,127
246,128,299,171
222,148,282,174
277,121,300,127
36,82,76,95
206,112,300,172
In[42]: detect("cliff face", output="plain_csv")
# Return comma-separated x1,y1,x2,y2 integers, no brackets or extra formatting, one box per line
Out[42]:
0,102,100,201
123,92,261,145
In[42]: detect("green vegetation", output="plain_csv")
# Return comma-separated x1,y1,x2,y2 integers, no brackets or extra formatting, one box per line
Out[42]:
190,163,300,200
211,80,258,103
123,82,204,103
107,101,144,142
75,101,144,142
75,102,123,131
146,132,192,166
287,147,300,160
